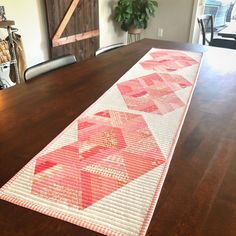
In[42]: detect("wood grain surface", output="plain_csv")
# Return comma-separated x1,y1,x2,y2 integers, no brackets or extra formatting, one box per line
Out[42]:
0,39,235,236
45,0,99,61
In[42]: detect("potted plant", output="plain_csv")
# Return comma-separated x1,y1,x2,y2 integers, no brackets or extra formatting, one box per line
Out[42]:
114,0,158,34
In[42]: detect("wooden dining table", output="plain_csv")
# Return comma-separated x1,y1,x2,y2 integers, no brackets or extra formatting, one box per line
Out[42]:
0,39,235,236
218,20,236,39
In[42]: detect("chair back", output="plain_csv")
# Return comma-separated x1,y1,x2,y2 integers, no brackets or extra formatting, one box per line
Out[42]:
24,54,76,81
95,43,125,56
197,14,214,45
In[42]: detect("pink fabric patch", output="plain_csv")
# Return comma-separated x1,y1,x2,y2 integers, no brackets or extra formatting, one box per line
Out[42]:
140,50,198,72
31,110,165,209
117,73,192,115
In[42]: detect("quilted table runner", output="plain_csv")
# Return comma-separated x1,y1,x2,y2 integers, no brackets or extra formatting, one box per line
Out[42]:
0,48,202,236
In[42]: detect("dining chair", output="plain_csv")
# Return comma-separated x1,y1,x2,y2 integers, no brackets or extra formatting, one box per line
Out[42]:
24,54,76,81
95,43,125,56
0,79,4,89
197,14,236,50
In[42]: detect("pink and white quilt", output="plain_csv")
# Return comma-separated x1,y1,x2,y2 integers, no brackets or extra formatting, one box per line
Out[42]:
0,48,202,236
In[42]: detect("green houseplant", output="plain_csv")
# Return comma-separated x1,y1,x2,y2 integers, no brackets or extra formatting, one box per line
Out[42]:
114,0,158,33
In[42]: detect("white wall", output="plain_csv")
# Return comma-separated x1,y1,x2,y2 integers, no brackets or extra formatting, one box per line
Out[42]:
99,0,127,47
142,0,194,42
0,0,194,67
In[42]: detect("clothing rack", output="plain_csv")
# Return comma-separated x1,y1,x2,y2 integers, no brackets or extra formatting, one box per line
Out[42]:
0,20,20,84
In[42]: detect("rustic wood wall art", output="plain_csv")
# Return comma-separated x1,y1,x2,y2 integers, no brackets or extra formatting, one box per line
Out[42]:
45,0,99,62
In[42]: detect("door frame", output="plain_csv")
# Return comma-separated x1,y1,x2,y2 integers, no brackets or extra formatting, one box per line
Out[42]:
189,0,205,43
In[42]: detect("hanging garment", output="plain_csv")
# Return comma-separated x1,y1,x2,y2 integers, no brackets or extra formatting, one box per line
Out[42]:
6,33,26,83
0,39,11,64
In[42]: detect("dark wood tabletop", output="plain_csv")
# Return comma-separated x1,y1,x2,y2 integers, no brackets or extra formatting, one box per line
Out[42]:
218,21,236,39
0,39,236,236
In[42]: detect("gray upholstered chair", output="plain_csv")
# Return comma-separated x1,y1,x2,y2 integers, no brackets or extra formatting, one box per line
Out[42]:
24,54,76,81
95,43,125,56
